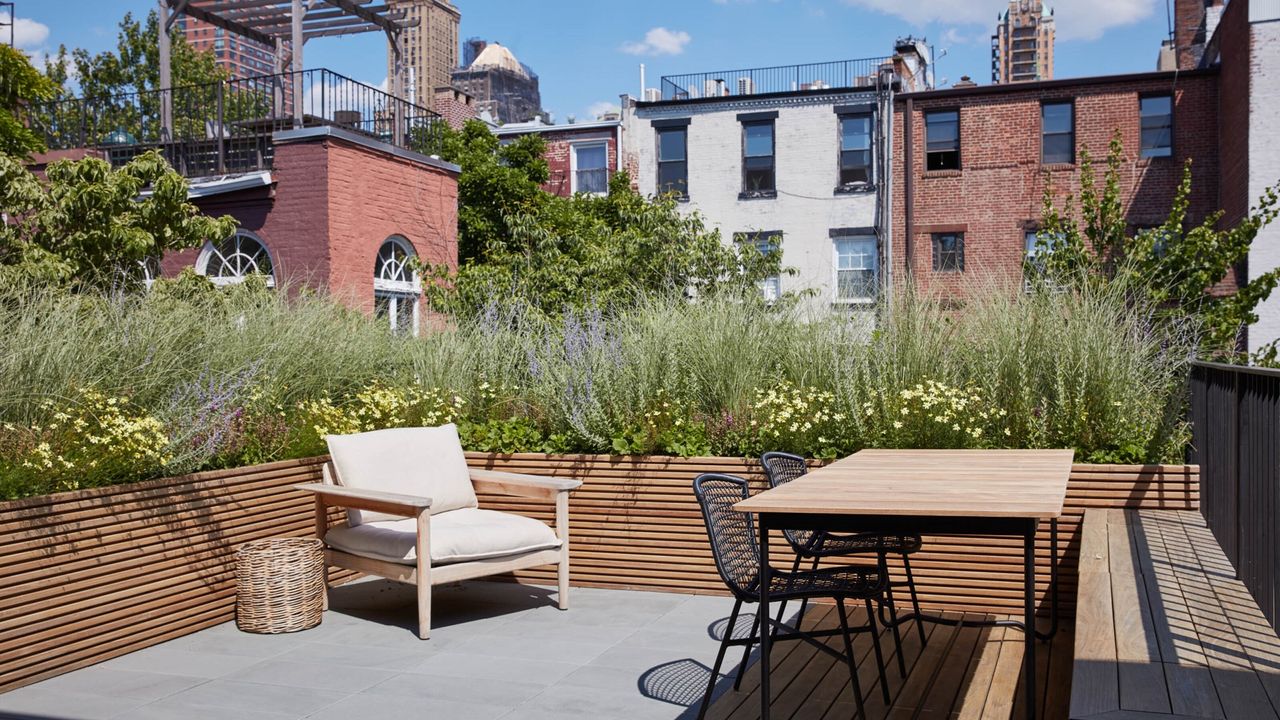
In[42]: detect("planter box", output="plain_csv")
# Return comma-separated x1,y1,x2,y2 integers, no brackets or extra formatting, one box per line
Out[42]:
0,453,1198,693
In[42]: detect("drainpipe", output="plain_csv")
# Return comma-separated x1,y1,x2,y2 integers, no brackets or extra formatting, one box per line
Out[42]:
903,96,915,278
880,72,894,297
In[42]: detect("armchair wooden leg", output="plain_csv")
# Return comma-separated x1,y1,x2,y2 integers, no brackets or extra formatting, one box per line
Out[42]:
556,491,570,611
415,509,431,640
313,495,330,613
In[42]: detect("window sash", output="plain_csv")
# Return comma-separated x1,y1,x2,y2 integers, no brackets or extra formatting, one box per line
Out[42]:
657,160,688,195
743,122,774,157
834,237,877,301
925,111,960,170
657,128,686,162
932,233,964,272
1041,102,1074,164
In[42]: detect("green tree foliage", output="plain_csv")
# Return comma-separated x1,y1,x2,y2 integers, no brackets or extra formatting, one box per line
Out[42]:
418,120,779,319
1037,132,1280,354
0,151,236,290
0,45,58,159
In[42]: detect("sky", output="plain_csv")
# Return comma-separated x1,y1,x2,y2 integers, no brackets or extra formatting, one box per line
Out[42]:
10,0,1174,123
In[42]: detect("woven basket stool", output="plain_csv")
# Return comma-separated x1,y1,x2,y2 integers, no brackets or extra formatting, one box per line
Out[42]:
235,538,325,634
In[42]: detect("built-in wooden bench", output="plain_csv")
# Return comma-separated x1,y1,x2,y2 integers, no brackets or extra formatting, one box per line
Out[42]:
1070,509,1280,720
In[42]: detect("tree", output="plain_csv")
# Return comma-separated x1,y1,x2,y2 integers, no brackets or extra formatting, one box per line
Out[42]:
0,150,237,290
1037,132,1280,354
0,45,58,160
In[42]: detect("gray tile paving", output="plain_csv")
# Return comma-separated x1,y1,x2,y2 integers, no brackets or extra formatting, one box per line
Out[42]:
1,580,742,720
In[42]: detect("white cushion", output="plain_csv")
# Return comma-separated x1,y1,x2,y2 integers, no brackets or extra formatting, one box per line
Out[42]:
324,508,562,565
326,424,477,524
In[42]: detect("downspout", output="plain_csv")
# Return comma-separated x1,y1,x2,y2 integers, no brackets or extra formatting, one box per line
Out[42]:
880,72,894,297
903,96,915,278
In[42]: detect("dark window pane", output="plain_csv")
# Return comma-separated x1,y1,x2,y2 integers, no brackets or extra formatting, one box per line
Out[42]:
927,150,960,171
1140,95,1172,118
1043,134,1073,164
575,144,607,171
657,129,686,161
841,115,871,151
932,233,964,272
658,161,687,195
1042,102,1073,134
925,110,960,170
744,122,773,157
744,166,775,192
840,149,871,184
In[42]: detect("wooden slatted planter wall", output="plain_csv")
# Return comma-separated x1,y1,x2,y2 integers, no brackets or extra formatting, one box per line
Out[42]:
0,453,1197,693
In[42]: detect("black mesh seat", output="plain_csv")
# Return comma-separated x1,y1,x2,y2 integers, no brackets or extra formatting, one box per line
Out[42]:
691,473,891,720
761,451,928,670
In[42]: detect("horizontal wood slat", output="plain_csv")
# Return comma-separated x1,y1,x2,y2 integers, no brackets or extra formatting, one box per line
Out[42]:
0,452,1197,694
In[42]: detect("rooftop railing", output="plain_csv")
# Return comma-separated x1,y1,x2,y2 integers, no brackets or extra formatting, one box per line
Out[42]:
30,68,444,177
656,57,894,102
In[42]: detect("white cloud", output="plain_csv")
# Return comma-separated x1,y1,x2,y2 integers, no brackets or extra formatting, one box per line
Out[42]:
841,0,1156,41
620,27,692,56
12,17,50,50
586,101,620,120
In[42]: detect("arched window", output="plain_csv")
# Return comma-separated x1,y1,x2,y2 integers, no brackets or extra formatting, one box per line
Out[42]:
197,230,275,287
373,236,420,335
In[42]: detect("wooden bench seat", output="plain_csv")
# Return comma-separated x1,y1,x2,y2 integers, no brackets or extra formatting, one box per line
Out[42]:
1070,509,1280,720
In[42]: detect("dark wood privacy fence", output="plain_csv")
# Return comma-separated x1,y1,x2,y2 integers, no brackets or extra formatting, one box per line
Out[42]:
0,453,1196,693
1190,360,1280,629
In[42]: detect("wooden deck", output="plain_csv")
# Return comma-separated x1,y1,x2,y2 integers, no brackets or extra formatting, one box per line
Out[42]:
706,605,1073,720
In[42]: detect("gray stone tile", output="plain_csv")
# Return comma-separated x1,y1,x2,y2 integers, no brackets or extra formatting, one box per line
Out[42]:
445,634,615,665
139,679,348,717
271,641,435,671
589,643,719,674
101,645,266,679
25,666,205,702
517,682,681,720
223,659,395,693
163,627,309,659
303,693,510,720
0,687,147,720
362,671,545,707
406,652,579,685
118,698,299,720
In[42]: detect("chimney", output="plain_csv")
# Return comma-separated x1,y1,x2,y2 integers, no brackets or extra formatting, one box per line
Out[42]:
953,75,978,88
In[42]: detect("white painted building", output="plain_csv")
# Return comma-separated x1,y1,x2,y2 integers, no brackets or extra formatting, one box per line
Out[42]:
620,50,930,316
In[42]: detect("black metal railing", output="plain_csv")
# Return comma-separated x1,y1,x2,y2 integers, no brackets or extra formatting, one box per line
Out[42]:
31,68,444,177
1189,360,1280,629
657,57,894,101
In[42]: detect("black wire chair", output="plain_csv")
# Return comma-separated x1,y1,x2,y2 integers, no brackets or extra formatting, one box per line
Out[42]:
692,473,891,720
761,451,927,675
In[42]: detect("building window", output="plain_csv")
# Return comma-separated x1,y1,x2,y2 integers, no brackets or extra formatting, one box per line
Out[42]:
838,114,873,188
924,110,960,171
373,236,421,336
932,233,964,272
738,231,782,301
656,127,687,197
1041,101,1074,164
741,120,776,196
197,230,275,287
1140,94,1173,159
572,142,609,195
833,235,878,302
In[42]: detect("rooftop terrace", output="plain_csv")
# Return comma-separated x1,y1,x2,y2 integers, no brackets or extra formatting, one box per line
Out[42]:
656,57,896,102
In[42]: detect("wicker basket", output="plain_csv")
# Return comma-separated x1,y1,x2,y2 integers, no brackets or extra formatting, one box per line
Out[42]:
235,538,325,634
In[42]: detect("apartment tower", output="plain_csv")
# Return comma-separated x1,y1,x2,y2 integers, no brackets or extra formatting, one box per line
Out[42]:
991,1,1055,83
387,0,461,109
176,15,282,80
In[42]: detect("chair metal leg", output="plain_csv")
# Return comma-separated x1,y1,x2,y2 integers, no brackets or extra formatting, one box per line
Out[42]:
795,556,820,624
697,599,741,720
770,555,803,642
836,599,868,720
902,553,926,647
732,605,761,691
882,560,908,678
866,598,891,705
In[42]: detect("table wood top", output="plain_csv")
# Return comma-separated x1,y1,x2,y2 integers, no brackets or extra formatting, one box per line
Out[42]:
734,449,1074,519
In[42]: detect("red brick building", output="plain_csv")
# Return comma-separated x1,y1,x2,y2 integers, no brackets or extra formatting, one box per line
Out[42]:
160,127,460,334
493,118,623,197
892,69,1222,296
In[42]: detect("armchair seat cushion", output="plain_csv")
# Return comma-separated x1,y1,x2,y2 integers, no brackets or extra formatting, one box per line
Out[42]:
324,508,561,566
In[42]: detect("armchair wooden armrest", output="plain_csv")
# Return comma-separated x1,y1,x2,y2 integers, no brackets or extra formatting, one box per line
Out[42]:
468,468,582,500
294,482,433,518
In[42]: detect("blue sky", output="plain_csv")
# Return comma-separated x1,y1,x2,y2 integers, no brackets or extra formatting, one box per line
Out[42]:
13,1,1172,123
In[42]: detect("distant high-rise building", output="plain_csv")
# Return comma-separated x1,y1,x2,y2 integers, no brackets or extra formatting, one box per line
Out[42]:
991,1,1055,84
387,0,460,110
176,16,283,81
642,87,662,102
450,42,545,124
463,37,487,68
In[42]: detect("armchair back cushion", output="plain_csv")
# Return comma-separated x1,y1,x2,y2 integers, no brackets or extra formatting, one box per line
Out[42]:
326,424,477,524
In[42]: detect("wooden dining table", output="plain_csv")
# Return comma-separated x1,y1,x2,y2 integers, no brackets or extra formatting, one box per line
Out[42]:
734,448,1074,720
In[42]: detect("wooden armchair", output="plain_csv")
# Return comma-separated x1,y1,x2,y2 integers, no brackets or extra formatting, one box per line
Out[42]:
293,425,580,639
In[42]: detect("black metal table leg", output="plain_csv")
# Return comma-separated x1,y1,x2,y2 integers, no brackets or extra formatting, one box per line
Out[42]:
758,513,772,720
1023,519,1037,720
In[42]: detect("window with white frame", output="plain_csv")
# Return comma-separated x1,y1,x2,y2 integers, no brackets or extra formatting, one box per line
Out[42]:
196,230,275,287
833,236,878,302
1024,229,1064,291
572,142,609,195
373,236,421,335
737,231,781,301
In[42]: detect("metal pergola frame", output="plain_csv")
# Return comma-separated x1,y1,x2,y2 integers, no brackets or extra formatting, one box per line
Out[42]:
156,0,417,137
2,2,15,48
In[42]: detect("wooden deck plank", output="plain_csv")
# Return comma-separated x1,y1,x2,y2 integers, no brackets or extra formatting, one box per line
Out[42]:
1115,511,1173,714
954,625,1009,720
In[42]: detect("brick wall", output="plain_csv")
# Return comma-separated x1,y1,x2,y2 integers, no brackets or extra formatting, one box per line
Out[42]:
433,87,478,130
892,71,1223,300
497,125,619,197
161,133,458,323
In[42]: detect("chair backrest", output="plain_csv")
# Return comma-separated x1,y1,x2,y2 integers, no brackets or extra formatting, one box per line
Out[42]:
760,452,815,553
693,473,760,601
